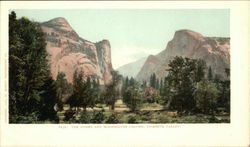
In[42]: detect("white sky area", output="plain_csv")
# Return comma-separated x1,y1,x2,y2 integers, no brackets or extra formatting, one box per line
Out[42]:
112,45,159,68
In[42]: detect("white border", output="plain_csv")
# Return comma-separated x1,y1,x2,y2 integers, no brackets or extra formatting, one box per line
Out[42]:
1,1,250,147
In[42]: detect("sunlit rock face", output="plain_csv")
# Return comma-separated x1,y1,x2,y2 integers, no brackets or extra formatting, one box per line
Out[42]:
136,29,230,82
41,17,113,85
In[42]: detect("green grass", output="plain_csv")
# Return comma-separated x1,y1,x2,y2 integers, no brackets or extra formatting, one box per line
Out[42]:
55,102,230,124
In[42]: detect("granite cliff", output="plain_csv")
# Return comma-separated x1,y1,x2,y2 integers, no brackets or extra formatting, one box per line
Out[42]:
41,17,113,84
136,29,230,82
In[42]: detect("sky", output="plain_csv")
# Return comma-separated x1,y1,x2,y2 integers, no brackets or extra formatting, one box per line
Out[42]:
14,9,230,69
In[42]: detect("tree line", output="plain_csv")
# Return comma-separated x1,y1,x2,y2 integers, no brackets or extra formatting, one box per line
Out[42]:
121,57,230,115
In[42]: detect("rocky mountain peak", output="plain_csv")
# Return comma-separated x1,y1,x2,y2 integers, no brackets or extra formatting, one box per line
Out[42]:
47,17,68,23
175,29,204,40
166,29,205,57
41,17,113,85
43,17,73,30
136,29,230,82
98,40,111,48
42,17,78,40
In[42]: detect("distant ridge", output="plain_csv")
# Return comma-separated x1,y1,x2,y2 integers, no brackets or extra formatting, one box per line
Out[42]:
117,57,147,78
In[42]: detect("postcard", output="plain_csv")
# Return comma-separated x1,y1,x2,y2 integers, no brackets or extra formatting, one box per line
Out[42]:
0,1,249,147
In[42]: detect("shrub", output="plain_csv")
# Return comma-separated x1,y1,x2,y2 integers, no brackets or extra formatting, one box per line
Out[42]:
127,115,137,124
64,110,75,121
13,112,40,124
91,109,105,123
105,113,119,124
77,111,91,123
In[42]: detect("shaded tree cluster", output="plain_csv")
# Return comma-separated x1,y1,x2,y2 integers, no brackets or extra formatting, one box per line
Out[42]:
162,56,230,115
67,71,101,111
9,11,57,123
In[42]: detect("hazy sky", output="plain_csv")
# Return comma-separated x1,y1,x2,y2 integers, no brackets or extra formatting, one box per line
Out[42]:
14,9,230,69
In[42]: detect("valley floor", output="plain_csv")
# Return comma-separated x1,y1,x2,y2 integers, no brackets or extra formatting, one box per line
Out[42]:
54,100,230,124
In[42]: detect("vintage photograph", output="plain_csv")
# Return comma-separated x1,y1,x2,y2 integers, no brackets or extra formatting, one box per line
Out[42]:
9,9,230,124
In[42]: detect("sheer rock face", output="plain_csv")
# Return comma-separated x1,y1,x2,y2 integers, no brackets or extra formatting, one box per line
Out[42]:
136,29,230,82
41,17,113,84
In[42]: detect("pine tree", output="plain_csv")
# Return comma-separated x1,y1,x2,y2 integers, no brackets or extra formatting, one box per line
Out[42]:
69,70,84,110
55,72,69,110
92,78,101,104
150,73,156,88
85,77,96,109
208,66,213,81
9,11,52,122
129,77,136,87
104,71,122,110
69,71,96,111
195,59,206,82
121,76,129,95
125,76,129,88
123,85,143,112
156,79,160,90
40,77,57,121
159,78,164,96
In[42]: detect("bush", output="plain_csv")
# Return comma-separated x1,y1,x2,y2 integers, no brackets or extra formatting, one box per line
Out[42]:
127,115,137,124
105,113,119,124
91,109,105,123
11,112,40,124
77,111,91,123
64,110,75,121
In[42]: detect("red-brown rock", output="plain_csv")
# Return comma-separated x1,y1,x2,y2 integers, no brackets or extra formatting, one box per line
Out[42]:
41,17,113,84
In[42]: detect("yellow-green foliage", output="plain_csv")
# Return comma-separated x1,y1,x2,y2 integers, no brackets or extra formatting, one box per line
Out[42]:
194,80,219,113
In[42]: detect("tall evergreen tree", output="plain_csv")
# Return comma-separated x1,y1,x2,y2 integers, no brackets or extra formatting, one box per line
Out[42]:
156,79,160,90
129,77,136,87
121,76,129,96
216,68,230,112
165,57,204,114
125,76,129,88
9,11,52,122
55,72,70,110
208,66,213,81
150,73,156,88
68,71,95,111
92,78,101,104
123,85,143,112
195,59,206,82
40,77,57,121
159,78,164,96
68,70,82,110
104,71,122,110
